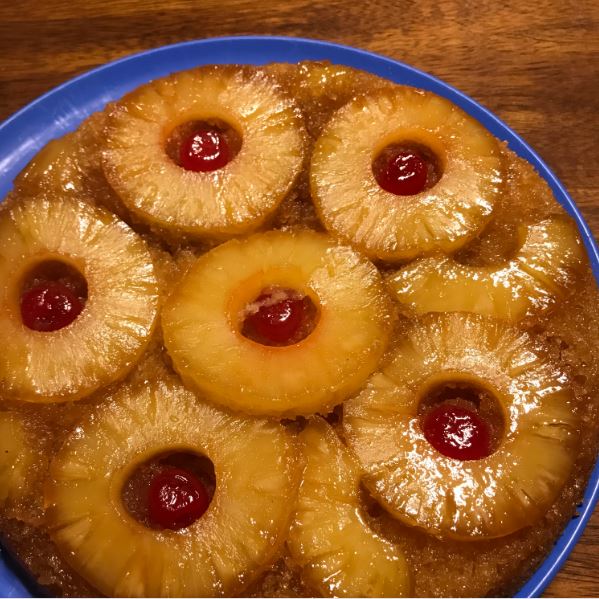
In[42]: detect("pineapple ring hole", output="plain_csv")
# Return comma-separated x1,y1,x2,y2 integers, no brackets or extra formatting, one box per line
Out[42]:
418,381,505,456
165,119,242,168
20,259,88,302
372,141,443,195
121,451,215,530
240,286,320,347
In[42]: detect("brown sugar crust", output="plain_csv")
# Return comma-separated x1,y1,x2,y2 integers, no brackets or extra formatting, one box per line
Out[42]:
0,61,598,597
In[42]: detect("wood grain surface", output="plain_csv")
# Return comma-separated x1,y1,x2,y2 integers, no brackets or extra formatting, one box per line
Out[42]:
0,0,597,596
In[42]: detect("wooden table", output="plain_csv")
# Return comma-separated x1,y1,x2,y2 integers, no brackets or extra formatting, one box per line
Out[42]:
0,0,597,596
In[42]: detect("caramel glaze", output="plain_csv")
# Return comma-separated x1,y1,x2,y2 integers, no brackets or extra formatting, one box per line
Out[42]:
1,61,598,598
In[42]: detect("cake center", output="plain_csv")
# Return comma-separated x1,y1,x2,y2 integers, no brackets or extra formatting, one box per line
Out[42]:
122,452,215,531
166,119,241,172
20,260,87,332
241,287,318,346
373,142,441,196
418,382,504,461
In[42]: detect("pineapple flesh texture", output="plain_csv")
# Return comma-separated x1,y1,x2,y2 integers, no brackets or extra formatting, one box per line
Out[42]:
0,412,34,507
288,418,412,597
103,66,305,240
12,112,123,217
162,230,393,417
310,88,503,261
389,216,584,321
343,313,580,540
45,369,300,597
0,196,159,401
13,119,93,196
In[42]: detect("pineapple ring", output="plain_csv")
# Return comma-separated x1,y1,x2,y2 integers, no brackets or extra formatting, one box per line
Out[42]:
103,65,306,240
14,115,100,197
343,313,580,540
288,418,412,597
310,88,503,261
0,196,159,401
0,412,36,508
388,216,584,321
45,371,300,598
162,230,393,417
13,112,129,223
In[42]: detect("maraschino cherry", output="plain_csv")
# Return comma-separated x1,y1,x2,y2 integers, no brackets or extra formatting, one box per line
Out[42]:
179,126,231,172
20,281,84,332
243,291,310,346
376,149,428,196
148,467,210,530
422,404,492,461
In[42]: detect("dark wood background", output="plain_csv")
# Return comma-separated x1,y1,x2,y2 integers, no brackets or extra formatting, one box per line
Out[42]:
0,0,597,596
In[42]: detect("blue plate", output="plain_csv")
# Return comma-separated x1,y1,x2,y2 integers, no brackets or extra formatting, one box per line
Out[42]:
0,36,598,598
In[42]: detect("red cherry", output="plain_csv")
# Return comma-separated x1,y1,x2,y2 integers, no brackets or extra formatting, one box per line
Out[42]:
179,126,230,172
244,293,308,345
422,404,492,461
148,467,210,530
20,281,84,332
377,149,428,196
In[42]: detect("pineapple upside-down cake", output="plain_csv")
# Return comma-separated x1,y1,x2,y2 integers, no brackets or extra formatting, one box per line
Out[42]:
0,61,598,598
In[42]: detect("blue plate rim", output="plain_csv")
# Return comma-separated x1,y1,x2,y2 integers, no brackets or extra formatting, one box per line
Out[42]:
0,34,598,598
